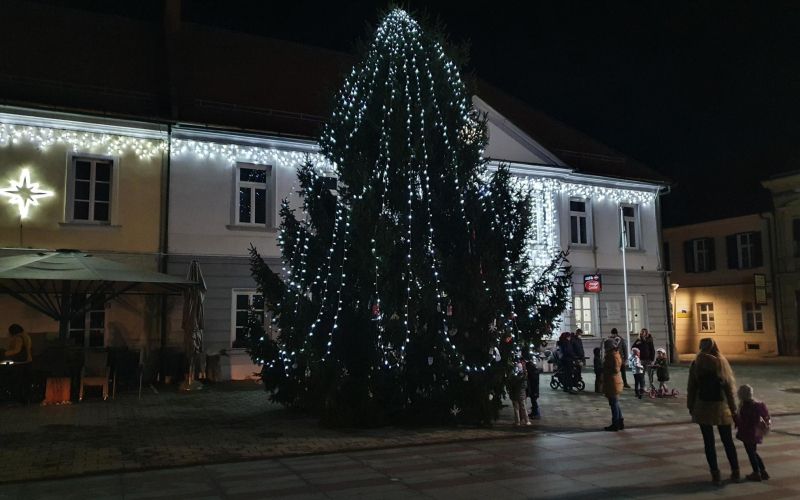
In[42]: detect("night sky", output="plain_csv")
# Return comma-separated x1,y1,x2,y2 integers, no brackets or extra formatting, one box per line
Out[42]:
37,0,800,227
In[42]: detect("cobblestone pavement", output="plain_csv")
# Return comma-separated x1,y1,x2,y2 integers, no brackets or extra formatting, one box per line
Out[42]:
3,414,800,499
1,363,799,485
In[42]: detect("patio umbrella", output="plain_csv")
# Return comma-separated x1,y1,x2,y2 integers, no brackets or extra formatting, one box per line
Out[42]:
0,249,197,339
181,260,206,390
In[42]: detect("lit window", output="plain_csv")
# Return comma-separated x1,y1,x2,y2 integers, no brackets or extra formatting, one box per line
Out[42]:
569,198,590,245
573,294,596,336
698,303,715,332
69,295,106,347
68,156,113,223
620,204,640,249
743,303,764,332
235,163,271,226
232,290,265,348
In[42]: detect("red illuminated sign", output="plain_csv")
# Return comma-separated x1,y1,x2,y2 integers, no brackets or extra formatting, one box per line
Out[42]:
584,274,602,293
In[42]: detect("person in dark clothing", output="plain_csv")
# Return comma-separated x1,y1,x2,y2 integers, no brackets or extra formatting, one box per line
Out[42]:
593,347,603,393
571,329,586,391
633,328,655,389
557,332,576,393
610,328,630,388
525,353,541,419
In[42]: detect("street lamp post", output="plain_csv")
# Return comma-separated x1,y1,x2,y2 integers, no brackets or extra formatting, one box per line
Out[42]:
670,283,680,364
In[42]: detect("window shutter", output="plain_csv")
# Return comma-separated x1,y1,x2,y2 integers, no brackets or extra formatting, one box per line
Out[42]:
726,235,738,269
684,240,695,273
707,238,716,271
752,231,763,267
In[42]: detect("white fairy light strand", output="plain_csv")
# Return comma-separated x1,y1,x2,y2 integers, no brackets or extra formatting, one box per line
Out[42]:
0,122,166,159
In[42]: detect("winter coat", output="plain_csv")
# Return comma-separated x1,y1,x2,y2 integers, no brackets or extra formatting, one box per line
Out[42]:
507,362,528,401
632,336,655,364
571,336,585,361
736,401,770,445
629,355,644,375
593,354,603,376
654,357,669,382
602,350,623,399
687,353,737,426
525,359,540,399
558,339,575,361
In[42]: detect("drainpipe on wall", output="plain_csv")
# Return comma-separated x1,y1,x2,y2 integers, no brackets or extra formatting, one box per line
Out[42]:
760,211,783,355
158,125,173,382
655,185,675,362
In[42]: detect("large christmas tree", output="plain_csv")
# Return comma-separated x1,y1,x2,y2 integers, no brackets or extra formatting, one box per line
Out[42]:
245,9,572,426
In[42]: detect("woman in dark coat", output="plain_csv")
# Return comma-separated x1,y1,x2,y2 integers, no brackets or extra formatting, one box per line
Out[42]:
687,338,740,485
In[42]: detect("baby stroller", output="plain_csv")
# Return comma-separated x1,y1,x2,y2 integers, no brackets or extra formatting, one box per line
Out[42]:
548,354,585,392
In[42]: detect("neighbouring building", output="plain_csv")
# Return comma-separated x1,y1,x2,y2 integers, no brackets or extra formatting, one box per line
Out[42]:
762,171,800,355
663,214,779,356
0,109,169,364
0,1,671,379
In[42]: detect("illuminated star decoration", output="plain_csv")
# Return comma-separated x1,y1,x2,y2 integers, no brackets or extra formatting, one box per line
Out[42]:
0,168,53,218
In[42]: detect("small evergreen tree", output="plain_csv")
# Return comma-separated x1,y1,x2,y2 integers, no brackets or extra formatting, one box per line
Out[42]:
245,9,572,426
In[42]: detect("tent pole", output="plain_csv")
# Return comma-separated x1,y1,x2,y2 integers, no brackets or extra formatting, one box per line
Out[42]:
59,281,72,341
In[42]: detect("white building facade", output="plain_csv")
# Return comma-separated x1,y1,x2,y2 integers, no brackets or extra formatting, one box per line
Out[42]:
157,97,669,380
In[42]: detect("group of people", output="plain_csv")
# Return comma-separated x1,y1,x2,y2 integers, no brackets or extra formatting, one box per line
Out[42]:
598,333,771,485
592,328,670,397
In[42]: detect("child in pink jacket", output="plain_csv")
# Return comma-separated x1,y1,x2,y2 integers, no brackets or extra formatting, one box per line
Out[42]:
735,384,770,481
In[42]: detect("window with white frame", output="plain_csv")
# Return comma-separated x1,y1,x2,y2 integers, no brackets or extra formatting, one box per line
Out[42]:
698,302,715,332
726,232,762,269
569,198,590,245
231,289,265,348
67,156,113,223
691,238,715,272
572,294,596,336
620,204,640,249
628,294,646,334
68,295,106,347
742,302,764,332
235,163,271,226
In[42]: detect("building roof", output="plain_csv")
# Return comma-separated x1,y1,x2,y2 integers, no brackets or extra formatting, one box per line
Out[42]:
0,0,667,184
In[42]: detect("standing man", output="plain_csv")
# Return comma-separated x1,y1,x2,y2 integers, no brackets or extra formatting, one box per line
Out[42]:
633,328,655,389
610,328,630,389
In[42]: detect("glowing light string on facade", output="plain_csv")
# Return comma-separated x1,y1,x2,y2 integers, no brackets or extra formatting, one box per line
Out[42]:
0,122,166,159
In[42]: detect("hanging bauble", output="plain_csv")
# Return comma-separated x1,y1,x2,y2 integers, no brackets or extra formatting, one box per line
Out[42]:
449,327,458,337
504,336,512,344
427,356,434,366
371,302,381,319
463,374,469,381
488,393,494,401
292,363,298,369
492,347,501,362
446,302,453,317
